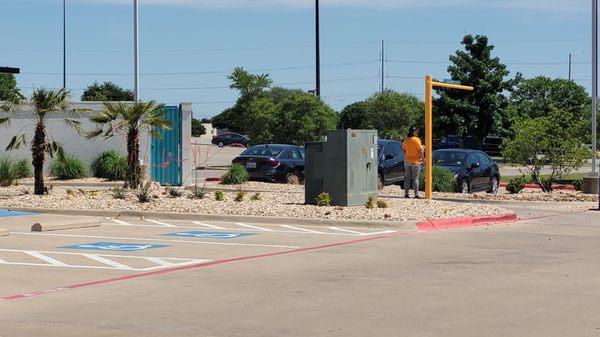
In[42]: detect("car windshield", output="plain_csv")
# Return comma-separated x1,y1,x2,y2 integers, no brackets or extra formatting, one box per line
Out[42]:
433,151,467,166
242,146,285,157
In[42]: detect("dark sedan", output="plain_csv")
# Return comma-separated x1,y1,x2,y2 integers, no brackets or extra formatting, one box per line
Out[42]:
378,139,406,187
232,144,304,183
212,133,249,148
433,149,500,194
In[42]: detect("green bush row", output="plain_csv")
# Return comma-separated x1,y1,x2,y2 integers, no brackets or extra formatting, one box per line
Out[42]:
0,157,33,186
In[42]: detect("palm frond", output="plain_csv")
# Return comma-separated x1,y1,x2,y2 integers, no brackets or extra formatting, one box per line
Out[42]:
0,118,10,128
64,119,84,134
47,141,66,161
6,134,27,151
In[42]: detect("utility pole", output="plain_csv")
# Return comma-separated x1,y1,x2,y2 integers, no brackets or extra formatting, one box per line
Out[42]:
593,0,598,175
134,0,139,102
315,0,320,97
380,40,385,93
63,0,66,89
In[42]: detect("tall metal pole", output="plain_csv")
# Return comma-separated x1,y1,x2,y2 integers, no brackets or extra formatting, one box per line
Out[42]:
63,0,66,89
568,53,572,82
134,0,140,102
593,0,598,174
381,40,385,93
315,0,320,97
425,76,433,200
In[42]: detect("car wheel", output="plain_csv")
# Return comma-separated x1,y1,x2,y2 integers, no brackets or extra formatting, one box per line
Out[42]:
378,174,384,190
217,141,224,148
487,176,499,194
460,179,470,194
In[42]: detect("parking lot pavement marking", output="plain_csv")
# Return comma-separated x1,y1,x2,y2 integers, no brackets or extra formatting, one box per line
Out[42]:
0,248,209,271
11,232,300,249
280,225,328,234
235,222,274,231
146,219,178,227
105,218,139,226
357,230,398,236
192,221,226,230
327,227,365,235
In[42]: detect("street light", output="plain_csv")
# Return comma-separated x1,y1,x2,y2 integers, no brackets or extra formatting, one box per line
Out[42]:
568,50,583,82
63,0,66,89
315,0,320,97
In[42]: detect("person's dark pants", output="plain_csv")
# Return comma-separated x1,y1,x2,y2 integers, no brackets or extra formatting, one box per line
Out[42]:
404,163,421,197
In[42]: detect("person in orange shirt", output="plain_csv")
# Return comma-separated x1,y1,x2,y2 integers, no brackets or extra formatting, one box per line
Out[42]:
402,127,424,199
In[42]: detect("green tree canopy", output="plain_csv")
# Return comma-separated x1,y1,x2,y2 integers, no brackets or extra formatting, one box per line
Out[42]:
0,74,22,102
81,82,134,102
339,91,423,140
434,35,517,139
192,118,207,137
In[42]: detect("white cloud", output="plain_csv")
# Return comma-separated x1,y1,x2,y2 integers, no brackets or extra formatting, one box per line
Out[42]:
69,0,588,11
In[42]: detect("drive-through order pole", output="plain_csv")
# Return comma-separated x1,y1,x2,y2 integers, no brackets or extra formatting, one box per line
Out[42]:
424,75,474,200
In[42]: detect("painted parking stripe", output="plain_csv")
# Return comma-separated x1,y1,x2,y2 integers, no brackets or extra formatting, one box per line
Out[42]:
327,227,365,235
235,222,274,231
280,225,327,234
146,219,177,228
0,249,208,271
105,218,137,226
12,232,299,249
360,230,397,236
192,221,225,230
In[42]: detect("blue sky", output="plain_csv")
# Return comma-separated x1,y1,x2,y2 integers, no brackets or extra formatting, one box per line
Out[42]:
0,0,592,118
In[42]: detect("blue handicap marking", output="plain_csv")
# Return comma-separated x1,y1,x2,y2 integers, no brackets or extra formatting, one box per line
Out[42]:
0,209,37,217
61,242,168,251
162,231,255,240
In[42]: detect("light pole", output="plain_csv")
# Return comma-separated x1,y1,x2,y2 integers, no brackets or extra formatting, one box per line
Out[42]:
568,50,583,82
315,0,320,97
134,0,140,102
63,0,66,89
592,0,599,210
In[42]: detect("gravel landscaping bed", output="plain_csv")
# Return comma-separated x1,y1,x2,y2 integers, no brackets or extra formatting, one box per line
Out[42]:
0,185,512,222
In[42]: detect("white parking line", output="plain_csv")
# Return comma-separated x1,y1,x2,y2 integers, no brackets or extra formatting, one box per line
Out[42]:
0,248,207,271
235,223,274,231
11,232,299,249
146,219,178,227
280,225,327,234
192,221,225,230
105,218,137,226
327,227,365,235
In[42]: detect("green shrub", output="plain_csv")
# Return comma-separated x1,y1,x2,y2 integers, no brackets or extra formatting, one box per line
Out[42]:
506,176,526,194
215,190,224,201
136,181,152,203
250,192,262,201
50,155,88,180
111,186,127,199
418,166,457,193
573,179,583,192
365,195,377,209
377,199,389,208
222,164,249,185
316,192,331,207
0,157,16,187
191,186,205,199
234,189,245,202
14,159,32,179
91,150,128,181
167,185,182,198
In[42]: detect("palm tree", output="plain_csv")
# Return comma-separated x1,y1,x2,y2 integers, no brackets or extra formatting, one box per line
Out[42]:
86,101,171,188
0,88,84,195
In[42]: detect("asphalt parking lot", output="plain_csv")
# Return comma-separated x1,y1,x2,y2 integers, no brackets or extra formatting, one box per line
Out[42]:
1,205,600,337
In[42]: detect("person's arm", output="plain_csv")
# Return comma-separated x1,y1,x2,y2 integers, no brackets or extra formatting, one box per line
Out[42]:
402,141,407,154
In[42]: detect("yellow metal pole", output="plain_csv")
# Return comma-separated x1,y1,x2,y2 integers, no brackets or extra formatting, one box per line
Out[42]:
425,75,433,200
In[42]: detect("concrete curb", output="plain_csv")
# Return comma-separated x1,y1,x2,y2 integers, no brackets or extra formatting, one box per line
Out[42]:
0,229,8,237
416,213,518,232
31,220,102,232
499,182,576,191
6,207,418,230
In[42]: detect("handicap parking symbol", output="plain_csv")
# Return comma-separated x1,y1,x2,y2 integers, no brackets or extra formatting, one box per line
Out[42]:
61,242,168,251
162,231,255,240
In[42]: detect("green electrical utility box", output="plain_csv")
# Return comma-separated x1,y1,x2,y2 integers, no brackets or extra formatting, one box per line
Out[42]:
305,129,379,206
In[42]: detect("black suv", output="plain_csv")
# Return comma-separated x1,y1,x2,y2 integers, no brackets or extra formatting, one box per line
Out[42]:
212,133,249,147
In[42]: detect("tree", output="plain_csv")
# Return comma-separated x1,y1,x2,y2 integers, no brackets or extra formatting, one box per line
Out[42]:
86,101,171,188
435,35,517,139
502,108,588,192
81,82,134,102
506,76,590,140
1,88,84,195
339,91,423,140
0,74,23,102
192,118,206,137
211,68,272,132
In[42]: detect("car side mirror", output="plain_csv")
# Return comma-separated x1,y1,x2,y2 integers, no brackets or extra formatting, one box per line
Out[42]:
471,162,480,169
385,154,394,160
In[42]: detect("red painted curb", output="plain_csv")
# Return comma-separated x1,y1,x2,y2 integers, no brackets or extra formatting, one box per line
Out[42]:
205,178,222,182
416,213,518,232
499,182,575,191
